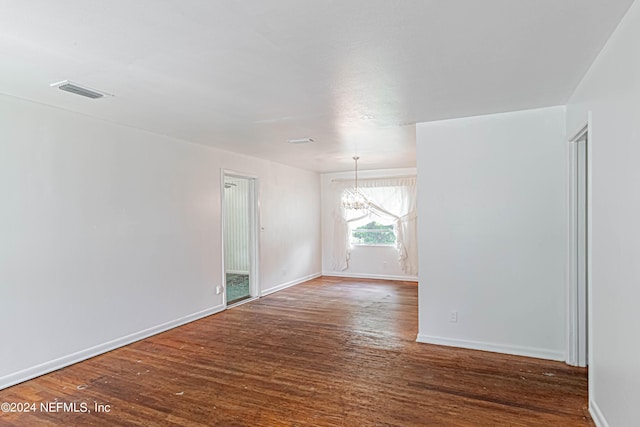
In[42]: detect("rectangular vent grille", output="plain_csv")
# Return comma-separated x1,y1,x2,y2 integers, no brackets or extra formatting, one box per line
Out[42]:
50,80,112,99
288,137,314,144
58,83,104,99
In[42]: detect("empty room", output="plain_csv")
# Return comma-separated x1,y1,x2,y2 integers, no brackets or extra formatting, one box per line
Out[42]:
1,1,639,426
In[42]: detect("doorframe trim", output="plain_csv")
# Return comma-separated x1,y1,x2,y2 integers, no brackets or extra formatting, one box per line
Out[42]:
221,169,261,309
566,115,592,369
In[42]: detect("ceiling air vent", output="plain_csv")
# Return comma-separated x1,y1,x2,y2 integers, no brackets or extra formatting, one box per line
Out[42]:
50,80,113,99
287,137,314,144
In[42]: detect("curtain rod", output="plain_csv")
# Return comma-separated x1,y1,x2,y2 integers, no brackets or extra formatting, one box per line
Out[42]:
331,174,416,183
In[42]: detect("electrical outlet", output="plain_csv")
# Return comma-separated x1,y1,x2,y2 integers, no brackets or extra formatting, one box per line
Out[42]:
215,286,222,295
449,311,458,323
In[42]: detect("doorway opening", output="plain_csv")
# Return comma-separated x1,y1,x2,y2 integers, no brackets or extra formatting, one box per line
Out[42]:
567,124,590,367
222,172,258,307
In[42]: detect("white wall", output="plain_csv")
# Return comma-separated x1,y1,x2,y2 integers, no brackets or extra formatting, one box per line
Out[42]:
321,168,417,281
0,93,321,389
260,163,322,295
416,106,567,360
566,1,640,425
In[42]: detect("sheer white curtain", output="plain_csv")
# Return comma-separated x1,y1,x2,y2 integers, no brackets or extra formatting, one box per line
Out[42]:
330,176,418,275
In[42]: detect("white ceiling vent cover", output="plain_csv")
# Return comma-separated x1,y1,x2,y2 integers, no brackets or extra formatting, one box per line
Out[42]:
287,137,314,144
50,80,113,99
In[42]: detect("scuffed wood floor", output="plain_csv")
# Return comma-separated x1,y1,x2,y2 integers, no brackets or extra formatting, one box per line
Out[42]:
0,277,592,426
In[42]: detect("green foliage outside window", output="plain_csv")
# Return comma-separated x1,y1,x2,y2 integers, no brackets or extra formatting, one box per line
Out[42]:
351,221,396,245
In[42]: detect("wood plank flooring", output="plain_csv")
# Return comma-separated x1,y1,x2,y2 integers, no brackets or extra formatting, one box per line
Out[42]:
0,277,592,426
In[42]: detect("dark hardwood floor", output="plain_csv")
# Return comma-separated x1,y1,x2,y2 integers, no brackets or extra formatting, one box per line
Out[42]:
0,277,592,426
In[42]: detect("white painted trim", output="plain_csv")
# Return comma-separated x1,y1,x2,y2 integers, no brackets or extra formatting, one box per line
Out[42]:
222,168,260,180
569,123,589,143
0,304,225,391
565,115,592,368
416,334,565,362
221,170,260,304
220,169,228,304
226,296,259,309
261,273,322,296
589,399,610,427
322,271,418,282
566,135,579,366
0,271,323,389
249,177,260,298
587,113,594,401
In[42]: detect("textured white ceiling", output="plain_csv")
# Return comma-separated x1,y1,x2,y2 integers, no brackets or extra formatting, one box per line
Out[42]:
0,0,633,172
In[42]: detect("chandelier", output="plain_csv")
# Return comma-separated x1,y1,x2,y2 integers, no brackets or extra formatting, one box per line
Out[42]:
342,156,370,211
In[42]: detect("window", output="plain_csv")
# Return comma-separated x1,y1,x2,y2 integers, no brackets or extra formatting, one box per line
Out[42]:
350,220,396,246
332,175,417,274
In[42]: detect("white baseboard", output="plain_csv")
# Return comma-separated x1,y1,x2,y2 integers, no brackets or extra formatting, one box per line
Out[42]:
2,271,324,390
322,271,418,282
589,400,609,427
261,272,322,296
0,304,225,391
416,334,565,361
